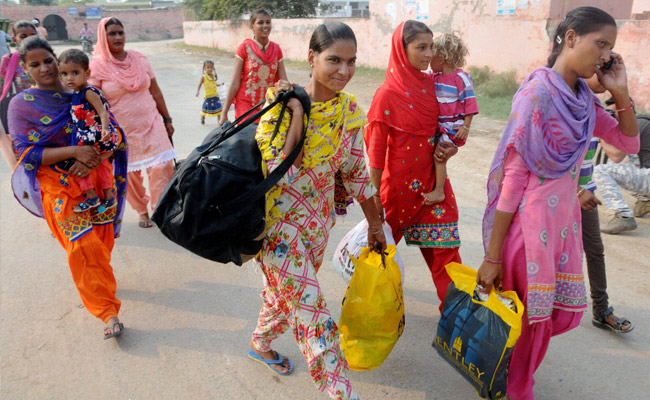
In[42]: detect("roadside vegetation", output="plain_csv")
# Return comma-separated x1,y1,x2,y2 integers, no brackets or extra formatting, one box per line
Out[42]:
467,66,519,121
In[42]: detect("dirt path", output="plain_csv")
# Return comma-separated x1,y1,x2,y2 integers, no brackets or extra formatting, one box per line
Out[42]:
1,40,648,399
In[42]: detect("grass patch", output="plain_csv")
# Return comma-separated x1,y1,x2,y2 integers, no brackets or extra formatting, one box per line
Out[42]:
172,42,234,58
468,65,519,121
475,94,513,121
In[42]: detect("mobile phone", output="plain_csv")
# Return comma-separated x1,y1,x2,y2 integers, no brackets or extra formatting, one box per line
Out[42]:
602,58,615,70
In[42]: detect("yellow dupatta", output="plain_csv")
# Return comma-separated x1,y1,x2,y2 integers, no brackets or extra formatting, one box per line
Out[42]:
256,88,367,226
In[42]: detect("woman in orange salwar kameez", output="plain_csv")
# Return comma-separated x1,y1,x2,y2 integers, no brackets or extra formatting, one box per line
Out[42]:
9,37,128,339
90,17,176,228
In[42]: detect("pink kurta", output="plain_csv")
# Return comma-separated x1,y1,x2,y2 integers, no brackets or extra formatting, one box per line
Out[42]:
89,55,174,172
496,106,639,400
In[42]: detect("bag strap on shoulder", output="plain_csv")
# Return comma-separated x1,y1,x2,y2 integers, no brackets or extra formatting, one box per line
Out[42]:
213,86,311,215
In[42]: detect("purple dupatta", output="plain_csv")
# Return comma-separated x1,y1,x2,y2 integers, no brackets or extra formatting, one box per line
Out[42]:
482,67,597,247
8,88,129,237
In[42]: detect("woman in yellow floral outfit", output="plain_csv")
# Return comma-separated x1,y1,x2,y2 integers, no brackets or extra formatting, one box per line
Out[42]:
250,22,385,400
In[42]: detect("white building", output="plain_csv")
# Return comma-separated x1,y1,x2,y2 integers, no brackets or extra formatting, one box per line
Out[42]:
319,1,370,18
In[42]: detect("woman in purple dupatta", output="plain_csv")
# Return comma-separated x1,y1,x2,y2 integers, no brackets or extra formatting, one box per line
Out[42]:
9,37,129,339
477,7,639,399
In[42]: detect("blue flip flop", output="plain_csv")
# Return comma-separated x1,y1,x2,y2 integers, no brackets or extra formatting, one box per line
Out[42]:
247,349,294,376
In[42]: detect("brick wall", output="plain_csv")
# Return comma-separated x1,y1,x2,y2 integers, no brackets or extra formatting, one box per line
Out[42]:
0,5,185,41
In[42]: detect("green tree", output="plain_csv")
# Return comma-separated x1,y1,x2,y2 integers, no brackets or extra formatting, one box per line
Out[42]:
26,0,56,5
185,0,319,21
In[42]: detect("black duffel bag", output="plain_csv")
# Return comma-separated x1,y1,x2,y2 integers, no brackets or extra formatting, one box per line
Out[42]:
152,86,311,265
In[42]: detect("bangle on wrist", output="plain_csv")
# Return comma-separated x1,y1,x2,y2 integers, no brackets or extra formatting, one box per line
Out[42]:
483,255,502,264
163,117,173,124
577,188,586,197
373,193,381,198
615,101,634,114
370,228,383,235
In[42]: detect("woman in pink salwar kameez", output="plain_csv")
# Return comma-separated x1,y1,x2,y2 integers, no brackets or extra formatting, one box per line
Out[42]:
477,7,639,400
89,17,176,228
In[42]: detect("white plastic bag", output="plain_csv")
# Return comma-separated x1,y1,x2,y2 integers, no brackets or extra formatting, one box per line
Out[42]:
333,220,405,282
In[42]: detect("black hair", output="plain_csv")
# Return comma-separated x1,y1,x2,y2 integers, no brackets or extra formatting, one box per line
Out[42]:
12,20,37,36
309,22,357,54
547,6,616,67
104,17,124,29
202,60,216,78
59,49,90,70
250,9,271,26
18,36,54,63
402,20,432,49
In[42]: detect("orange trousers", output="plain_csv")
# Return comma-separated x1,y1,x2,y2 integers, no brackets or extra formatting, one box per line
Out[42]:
126,160,174,215
39,165,121,323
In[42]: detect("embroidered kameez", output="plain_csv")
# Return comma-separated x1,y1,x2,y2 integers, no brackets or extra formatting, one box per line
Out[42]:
8,88,128,322
483,68,640,399
366,22,461,308
234,38,283,119
253,89,372,400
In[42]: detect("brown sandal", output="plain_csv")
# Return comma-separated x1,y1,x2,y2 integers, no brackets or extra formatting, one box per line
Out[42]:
139,214,154,228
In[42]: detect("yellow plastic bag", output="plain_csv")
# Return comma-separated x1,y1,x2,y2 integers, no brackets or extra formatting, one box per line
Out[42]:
339,245,405,371
434,262,524,399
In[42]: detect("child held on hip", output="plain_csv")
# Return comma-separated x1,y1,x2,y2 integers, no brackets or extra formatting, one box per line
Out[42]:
59,49,118,213
423,33,479,204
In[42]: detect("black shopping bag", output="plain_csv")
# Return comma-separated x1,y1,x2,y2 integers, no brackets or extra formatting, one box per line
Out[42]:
433,263,524,400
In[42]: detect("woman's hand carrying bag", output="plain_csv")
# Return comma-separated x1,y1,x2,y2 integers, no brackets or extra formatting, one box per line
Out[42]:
152,87,311,266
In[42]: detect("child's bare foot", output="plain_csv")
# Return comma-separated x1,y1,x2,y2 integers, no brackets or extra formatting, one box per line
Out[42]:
422,190,445,205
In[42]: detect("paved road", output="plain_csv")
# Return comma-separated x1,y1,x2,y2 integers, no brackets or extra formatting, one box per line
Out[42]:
1,40,649,399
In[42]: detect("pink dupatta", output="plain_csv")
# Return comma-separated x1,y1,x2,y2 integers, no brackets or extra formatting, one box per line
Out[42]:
1,53,20,101
90,17,150,92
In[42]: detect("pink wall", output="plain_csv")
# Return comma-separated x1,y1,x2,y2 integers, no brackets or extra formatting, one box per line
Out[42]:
632,0,650,13
0,5,185,41
184,0,650,111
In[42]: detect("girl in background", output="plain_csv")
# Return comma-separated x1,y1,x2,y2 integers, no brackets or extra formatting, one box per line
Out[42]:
219,9,287,124
195,60,224,124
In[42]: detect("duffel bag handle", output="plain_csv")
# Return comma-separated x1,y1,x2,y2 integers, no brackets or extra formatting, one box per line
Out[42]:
211,86,312,216
202,87,310,157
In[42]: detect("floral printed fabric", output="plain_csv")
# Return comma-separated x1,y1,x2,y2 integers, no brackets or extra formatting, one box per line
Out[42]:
257,89,368,226
0,53,35,94
71,86,118,153
251,93,371,400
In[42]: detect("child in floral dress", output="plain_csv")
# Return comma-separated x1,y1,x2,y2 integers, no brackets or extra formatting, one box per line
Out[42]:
59,49,119,213
422,33,479,204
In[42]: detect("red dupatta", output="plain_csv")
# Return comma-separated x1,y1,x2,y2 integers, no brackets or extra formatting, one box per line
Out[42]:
366,21,439,137
243,38,281,65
